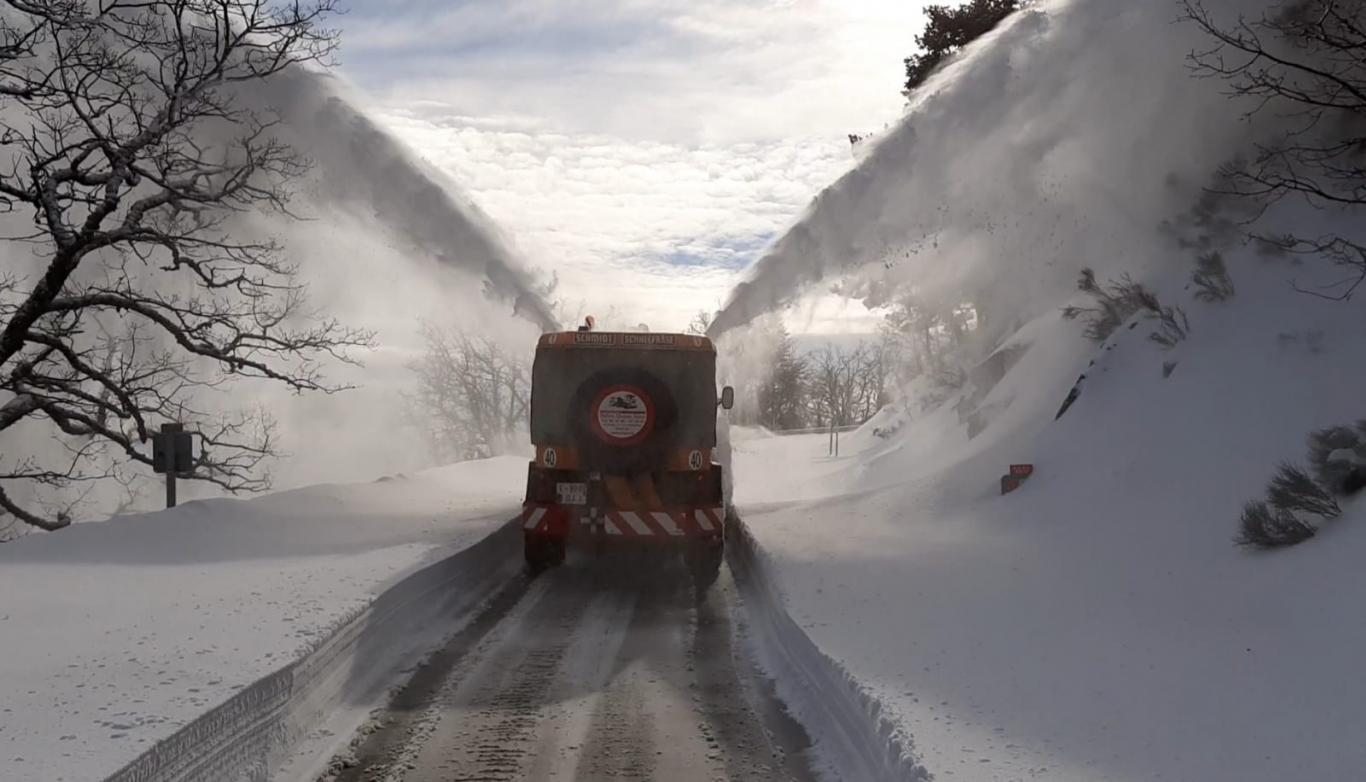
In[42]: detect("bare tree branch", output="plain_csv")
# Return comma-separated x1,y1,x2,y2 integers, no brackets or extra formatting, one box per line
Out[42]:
1184,0,1366,301
0,1,364,532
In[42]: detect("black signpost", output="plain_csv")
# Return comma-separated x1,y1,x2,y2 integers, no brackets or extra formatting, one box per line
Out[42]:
151,422,194,508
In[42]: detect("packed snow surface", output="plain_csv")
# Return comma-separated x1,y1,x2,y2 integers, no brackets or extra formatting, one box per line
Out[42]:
0,457,525,782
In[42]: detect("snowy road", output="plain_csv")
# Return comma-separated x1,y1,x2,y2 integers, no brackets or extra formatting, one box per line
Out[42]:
331,557,819,782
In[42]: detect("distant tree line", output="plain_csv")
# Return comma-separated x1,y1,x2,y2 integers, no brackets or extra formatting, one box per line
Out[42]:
749,330,887,431
408,296,993,460
720,291,989,433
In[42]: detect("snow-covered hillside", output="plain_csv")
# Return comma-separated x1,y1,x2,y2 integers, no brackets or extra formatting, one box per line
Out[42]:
716,0,1366,779
5,0,1365,780
732,256,1366,780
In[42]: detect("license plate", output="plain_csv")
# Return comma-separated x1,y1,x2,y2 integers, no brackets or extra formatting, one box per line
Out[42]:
556,482,588,505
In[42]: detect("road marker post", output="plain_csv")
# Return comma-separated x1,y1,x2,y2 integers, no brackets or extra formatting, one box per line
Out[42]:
1000,463,1035,495
151,422,194,508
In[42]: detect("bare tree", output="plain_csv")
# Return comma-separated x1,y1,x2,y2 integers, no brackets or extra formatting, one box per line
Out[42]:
806,343,885,428
1184,0,1366,300
406,326,530,463
0,1,370,531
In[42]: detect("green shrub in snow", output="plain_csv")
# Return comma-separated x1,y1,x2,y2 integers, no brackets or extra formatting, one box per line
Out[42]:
1266,463,1341,520
1307,425,1366,495
1236,500,1316,549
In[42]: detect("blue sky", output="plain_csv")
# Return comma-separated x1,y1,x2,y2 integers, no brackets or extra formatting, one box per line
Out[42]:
333,0,930,331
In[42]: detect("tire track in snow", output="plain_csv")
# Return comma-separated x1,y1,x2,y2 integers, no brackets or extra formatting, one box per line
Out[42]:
335,557,825,781
400,577,594,781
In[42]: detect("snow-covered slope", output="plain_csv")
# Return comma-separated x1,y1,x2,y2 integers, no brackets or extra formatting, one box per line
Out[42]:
0,458,524,782
733,259,1366,780
716,0,1366,779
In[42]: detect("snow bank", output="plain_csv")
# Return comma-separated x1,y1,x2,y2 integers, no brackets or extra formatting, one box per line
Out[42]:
728,516,929,782
0,457,526,782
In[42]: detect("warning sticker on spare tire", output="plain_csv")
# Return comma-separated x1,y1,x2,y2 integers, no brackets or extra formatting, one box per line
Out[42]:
593,387,652,442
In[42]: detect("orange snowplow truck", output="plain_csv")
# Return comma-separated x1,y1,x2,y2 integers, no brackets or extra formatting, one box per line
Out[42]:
520,327,734,586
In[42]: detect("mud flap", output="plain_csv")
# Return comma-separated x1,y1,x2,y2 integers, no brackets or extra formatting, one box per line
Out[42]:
524,506,570,573
686,539,724,594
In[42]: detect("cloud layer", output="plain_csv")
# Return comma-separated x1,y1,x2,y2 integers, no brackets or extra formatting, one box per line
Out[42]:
374,105,853,328
334,0,931,331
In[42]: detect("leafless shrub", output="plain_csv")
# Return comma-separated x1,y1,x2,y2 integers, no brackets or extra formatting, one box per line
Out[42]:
1148,304,1191,349
1191,252,1236,301
1062,269,1190,347
1061,269,1153,342
406,326,530,463
1267,462,1341,519
1236,500,1316,548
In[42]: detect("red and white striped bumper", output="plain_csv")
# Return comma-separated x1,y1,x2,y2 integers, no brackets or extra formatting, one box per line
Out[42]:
522,504,724,540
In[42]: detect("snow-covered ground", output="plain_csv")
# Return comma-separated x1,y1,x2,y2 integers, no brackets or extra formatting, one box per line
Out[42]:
0,457,525,782
733,262,1366,781
7,1,1366,780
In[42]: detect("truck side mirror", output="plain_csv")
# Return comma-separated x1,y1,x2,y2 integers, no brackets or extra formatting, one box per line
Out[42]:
719,386,734,410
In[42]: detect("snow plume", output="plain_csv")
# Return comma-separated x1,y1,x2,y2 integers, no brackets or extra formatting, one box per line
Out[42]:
181,69,560,489
216,69,559,486
708,0,1272,343
259,70,559,332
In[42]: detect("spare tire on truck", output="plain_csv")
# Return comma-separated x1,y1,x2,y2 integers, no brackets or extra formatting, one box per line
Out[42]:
568,366,678,474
